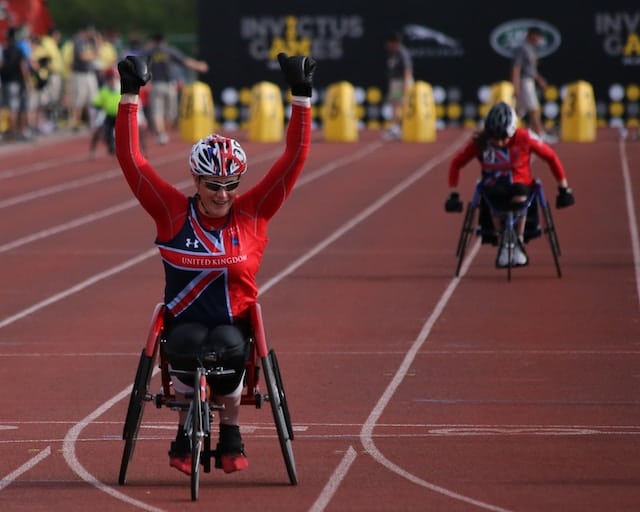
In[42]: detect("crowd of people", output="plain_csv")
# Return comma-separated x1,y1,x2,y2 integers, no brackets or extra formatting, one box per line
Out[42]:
0,24,206,152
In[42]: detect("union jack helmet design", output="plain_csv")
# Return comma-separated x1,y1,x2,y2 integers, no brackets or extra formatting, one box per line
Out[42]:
189,134,248,177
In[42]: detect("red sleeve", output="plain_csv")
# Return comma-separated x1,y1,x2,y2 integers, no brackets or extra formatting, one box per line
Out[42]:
448,139,481,188
525,131,567,182
240,101,311,220
115,102,188,241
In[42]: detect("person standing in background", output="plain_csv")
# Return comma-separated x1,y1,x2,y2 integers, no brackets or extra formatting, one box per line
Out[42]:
38,27,65,131
67,26,99,131
0,26,33,141
511,26,556,143
89,67,120,157
146,32,208,145
383,31,413,140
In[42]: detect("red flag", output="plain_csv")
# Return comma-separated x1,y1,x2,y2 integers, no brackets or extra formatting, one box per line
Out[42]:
0,0,54,45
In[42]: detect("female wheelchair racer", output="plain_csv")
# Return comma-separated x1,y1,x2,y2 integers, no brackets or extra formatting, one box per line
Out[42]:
115,51,316,476
444,102,575,268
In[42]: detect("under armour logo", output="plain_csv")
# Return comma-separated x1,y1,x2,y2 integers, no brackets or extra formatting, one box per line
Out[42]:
185,238,200,248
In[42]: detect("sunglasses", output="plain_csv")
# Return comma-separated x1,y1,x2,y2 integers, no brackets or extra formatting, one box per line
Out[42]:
201,179,241,192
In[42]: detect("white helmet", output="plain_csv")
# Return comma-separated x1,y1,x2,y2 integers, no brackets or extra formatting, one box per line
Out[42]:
189,134,247,177
485,102,518,139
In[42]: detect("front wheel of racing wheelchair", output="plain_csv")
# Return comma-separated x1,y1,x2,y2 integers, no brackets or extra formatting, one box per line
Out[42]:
455,179,562,280
117,303,297,500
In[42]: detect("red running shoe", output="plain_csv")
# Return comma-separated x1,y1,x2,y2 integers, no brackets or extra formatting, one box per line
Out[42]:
220,453,249,474
169,454,192,475
215,424,248,473
168,439,192,475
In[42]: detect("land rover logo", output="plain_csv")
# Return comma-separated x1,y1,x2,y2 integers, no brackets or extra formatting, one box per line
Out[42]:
490,19,561,59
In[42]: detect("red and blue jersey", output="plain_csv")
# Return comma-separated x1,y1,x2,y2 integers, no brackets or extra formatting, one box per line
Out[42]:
115,100,311,326
448,128,566,188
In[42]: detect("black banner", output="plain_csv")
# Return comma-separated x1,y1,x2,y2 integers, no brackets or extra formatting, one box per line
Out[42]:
196,1,640,128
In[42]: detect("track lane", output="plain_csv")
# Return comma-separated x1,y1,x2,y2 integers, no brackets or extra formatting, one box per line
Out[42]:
1,129,639,511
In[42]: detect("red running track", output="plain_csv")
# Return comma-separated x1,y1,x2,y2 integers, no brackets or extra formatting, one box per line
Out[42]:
1,127,639,512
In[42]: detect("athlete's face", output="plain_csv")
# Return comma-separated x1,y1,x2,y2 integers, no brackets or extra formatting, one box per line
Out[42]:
490,136,511,148
195,176,241,218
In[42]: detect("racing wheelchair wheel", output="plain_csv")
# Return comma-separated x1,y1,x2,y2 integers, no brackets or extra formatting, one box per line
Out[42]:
497,213,518,282
541,202,562,277
263,349,297,485
118,350,155,485
455,202,477,277
190,368,210,501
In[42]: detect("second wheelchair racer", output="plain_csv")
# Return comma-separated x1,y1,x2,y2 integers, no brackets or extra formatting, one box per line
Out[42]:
444,101,575,267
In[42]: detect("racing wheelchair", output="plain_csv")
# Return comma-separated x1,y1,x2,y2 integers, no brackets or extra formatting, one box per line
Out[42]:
117,302,296,501
454,177,562,281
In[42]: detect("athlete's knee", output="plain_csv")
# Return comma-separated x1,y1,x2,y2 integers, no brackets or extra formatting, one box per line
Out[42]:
204,325,249,395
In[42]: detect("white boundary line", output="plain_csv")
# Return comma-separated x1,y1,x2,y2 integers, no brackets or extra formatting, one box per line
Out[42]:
618,137,640,310
0,446,51,490
2,137,483,510
358,240,514,512
308,446,358,512
63,387,166,512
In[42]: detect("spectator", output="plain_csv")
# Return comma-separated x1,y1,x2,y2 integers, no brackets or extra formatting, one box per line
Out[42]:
383,31,413,140
89,67,120,157
67,26,99,131
0,26,33,141
511,26,556,143
38,27,65,131
145,32,208,144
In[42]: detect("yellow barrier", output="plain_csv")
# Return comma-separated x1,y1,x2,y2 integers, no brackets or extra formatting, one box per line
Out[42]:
401,81,436,142
0,108,8,133
322,81,358,142
560,80,596,142
489,81,515,107
248,81,284,142
179,81,215,142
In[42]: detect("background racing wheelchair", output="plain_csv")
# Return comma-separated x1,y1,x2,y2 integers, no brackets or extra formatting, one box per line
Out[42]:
118,302,296,501
450,173,564,281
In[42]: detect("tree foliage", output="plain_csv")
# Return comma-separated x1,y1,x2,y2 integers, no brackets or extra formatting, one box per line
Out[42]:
46,0,197,36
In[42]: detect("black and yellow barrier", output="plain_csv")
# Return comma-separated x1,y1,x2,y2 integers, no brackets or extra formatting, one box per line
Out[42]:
248,81,284,142
560,80,596,142
402,81,436,142
322,81,358,142
179,81,215,142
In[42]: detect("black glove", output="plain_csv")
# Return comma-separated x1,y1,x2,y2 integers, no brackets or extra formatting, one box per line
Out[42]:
445,191,464,212
277,52,316,97
556,186,575,209
117,55,151,95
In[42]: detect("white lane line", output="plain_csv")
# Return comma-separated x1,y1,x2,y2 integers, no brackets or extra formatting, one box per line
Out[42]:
0,144,374,255
62,383,166,512
0,199,143,254
0,139,386,505
356,240,515,512
0,143,386,326
0,154,89,179
0,144,185,182
0,171,121,209
0,446,51,490
308,446,358,512
618,137,640,310
4,137,468,509
261,139,463,293
0,249,157,329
